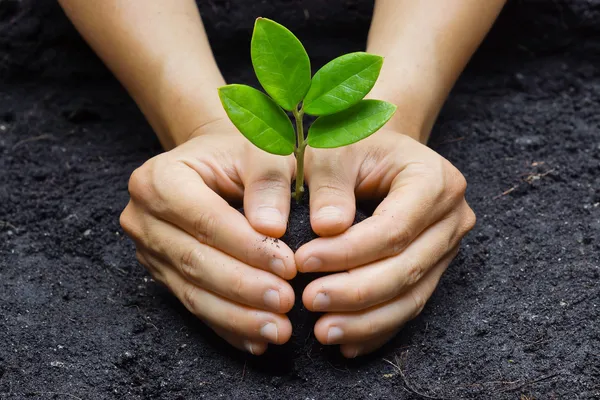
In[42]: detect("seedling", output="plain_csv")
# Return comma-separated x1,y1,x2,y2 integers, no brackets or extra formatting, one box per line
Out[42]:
218,18,396,203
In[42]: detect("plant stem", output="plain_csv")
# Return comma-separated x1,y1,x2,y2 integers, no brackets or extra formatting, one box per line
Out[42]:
292,107,306,203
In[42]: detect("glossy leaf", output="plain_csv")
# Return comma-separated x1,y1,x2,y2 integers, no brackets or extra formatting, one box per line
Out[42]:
251,18,311,111
307,100,396,148
303,52,383,116
218,84,295,155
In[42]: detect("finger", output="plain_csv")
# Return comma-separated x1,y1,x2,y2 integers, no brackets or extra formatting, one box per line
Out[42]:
296,159,466,272
140,251,268,353
208,323,268,356
339,329,400,359
305,148,357,237
133,245,169,284
148,255,292,345
242,153,294,238
140,217,295,313
303,212,465,312
313,250,455,345
128,162,297,280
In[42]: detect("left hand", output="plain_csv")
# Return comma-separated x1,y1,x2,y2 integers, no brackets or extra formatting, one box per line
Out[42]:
295,129,476,358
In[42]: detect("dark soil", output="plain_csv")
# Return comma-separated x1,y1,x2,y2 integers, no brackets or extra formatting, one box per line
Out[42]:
254,197,368,372
1,0,599,399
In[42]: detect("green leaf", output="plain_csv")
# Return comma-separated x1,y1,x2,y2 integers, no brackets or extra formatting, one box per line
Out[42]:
307,100,396,148
303,52,383,116
251,18,311,111
218,84,295,155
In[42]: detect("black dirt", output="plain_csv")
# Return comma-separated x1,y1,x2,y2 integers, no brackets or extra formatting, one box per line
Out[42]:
1,0,599,399
252,196,368,373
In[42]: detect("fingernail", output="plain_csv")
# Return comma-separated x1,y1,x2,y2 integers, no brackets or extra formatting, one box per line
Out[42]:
243,340,255,355
260,322,279,343
348,346,361,358
263,289,280,310
269,257,286,277
312,292,330,311
302,256,322,272
327,326,344,344
256,206,283,225
315,206,344,222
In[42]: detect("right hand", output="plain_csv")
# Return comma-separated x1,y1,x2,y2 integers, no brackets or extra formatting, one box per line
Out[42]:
120,118,297,355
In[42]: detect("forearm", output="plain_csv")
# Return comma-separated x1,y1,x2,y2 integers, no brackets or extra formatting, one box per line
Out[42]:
58,0,226,149
367,0,505,143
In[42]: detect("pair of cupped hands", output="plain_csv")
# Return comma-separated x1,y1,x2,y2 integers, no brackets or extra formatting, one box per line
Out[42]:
120,118,475,358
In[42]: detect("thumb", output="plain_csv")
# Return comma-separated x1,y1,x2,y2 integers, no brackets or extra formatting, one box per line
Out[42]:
306,149,356,237
242,153,295,238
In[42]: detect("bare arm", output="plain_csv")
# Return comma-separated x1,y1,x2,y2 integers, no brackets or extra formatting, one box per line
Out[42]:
59,1,300,356
58,0,226,150
367,0,506,143
298,0,504,357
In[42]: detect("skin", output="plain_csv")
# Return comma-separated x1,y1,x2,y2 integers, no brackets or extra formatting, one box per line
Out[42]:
58,0,505,357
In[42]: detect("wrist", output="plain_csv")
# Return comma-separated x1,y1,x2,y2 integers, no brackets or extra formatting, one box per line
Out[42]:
135,51,228,149
158,67,228,148
367,67,441,145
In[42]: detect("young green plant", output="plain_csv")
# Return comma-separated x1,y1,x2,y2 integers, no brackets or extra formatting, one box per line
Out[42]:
218,18,396,203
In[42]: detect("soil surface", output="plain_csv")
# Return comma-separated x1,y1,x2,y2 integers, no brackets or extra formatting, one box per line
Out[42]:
1,0,599,399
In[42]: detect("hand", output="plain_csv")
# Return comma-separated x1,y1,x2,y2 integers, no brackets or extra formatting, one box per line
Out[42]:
296,129,476,358
120,119,298,355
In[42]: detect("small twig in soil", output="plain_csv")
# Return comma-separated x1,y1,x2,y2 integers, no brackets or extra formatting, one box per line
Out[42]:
524,169,555,184
494,186,518,199
12,133,55,150
146,321,159,332
241,360,247,381
384,354,448,400
496,372,561,394
494,164,556,199
0,220,18,231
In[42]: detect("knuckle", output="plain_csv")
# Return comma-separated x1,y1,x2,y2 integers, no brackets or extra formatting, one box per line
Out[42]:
313,182,348,201
128,164,154,203
342,241,353,269
224,310,242,335
450,246,460,259
146,264,167,285
417,159,445,200
230,268,246,299
352,284,369,308
387,225,411,254
444,161,468,198
119,206,136,237
364,316,380,338
403,255,425,287
180,246,205,284
135,250,146,266
410,290,427,319
249,172,289,193
464,207,477,232
193,211,218,246
311,167,350,200
181,284,200,314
